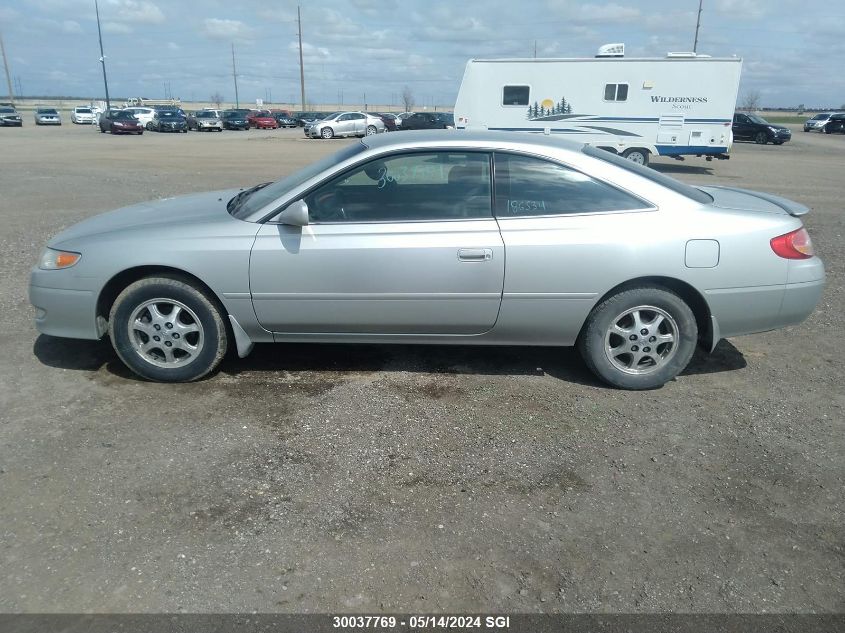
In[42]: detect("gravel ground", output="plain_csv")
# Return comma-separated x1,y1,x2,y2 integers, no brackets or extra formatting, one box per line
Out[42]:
0,123,842,613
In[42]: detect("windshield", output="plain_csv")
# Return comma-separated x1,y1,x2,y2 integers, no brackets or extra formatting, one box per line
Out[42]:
812,114,829,120
160,111,182,118
113,111,136,120
38,109,58,114
746,114,769,125
230,142,367,220
76,108,92,113
0,107,15,113
321,112,341,121
196,112,216,118
582,145,713,204
224,111,242,119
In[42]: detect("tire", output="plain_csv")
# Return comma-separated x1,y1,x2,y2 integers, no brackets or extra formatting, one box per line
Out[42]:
577,286,698,390
754,132,768,144
365,125,377,136
773,141,783,145
321,126,334,139
108,276,228,382
622,148,649,166
824,125,831,134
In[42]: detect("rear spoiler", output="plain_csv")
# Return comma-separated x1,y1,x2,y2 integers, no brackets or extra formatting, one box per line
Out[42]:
702,186,810,217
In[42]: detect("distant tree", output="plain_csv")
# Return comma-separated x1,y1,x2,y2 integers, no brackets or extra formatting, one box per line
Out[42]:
401,86,415,112
210,92,223,108
559,97,567,114
526,105,533,119
740,90,761,112
532,101,539,118
565,103,572,114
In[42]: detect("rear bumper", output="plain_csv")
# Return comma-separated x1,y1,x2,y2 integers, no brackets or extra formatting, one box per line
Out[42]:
706,259,825,339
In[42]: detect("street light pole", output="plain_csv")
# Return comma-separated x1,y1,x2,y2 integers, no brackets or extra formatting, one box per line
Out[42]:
94,0,111,112
693,0,703,53
0,32,14,105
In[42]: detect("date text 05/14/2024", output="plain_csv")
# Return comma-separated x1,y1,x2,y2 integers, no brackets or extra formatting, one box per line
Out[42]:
331,615,511,629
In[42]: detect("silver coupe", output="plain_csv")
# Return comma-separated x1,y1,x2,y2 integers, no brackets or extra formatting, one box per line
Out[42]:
29,131,825,389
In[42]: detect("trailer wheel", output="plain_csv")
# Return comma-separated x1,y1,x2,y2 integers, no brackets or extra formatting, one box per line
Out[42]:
622,148,649,166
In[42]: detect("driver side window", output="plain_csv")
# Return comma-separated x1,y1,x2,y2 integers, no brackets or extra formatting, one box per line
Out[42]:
304,152,492,223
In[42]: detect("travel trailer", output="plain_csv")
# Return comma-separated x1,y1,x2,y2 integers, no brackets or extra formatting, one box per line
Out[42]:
453,44,743,165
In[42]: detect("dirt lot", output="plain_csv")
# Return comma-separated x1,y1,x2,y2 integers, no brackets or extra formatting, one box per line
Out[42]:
0,123,842,613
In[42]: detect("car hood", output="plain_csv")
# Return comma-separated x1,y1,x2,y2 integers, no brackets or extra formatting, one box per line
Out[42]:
699,186,809,217
50,189,243,247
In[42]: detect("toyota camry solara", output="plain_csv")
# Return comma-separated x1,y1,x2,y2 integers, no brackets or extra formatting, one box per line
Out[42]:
29,131,825,389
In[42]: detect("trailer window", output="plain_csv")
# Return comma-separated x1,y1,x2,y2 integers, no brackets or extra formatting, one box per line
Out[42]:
503,85,530,106
604,83,629,102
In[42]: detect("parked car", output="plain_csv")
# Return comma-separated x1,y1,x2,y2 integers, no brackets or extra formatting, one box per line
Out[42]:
34,108,62,125
731,112,791,145
123,107,156,128
294,111,322,127
271,112,298,128
98,109,144,134
147,109,188,133
0,105,23,126
70,106,95,124
820,113,845,134
247,110,279,129
397,112,455,130
395,112,415,128
373,112,398,131
222,110,250,130
29,130,824,388
188,110,223,132
304,111,385,138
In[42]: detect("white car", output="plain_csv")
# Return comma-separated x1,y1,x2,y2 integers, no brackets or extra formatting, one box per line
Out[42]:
70,107,95,124
123,107,156,128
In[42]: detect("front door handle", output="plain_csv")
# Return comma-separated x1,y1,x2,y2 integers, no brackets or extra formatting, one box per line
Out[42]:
458,248,493,262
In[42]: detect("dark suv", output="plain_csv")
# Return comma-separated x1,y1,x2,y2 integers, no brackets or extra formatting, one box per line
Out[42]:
732,112,791,145
821,113,845,134
398,112,455,130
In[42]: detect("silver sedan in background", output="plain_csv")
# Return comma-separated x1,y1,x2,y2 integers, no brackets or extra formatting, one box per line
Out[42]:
29,131,824,389
305,111,385,139
34,108,62,125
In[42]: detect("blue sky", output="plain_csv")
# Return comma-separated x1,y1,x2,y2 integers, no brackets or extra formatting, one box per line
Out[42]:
0,0,842,109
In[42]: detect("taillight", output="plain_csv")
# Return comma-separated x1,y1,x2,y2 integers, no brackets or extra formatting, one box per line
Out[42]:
770,228,814,259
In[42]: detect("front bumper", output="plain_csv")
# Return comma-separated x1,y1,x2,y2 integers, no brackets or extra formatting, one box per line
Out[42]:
0,118,23,126
772,129,792,142
30,283,100,340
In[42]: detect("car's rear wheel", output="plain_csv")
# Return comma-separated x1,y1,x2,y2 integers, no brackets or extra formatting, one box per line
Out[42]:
577,286,698,390
754,132,768,144
365,125,377,136
109,276,228,382
622,148,649,166
321,127,334,139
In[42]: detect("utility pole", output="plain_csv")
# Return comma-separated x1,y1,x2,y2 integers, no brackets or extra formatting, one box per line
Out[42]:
297,5,306,110
533,40,537,58
15,76,22,99
94,0,111,112
231,43,239,109
0,32,14,104
693,0,703,53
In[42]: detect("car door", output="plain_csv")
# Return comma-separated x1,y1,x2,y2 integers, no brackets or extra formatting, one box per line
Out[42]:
732,114,750,140
491,151,656,344
249,150,504,335
333,113,353,136
350,113,366,135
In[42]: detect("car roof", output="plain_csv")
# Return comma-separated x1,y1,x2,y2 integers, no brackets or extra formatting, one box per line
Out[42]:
360,129,586,153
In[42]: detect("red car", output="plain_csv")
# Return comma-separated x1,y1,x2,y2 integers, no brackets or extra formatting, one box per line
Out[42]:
247,110,279,129
99,110,144,135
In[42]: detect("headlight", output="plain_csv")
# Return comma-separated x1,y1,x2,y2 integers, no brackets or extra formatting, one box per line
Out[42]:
39,247,81,270
768,126,779,133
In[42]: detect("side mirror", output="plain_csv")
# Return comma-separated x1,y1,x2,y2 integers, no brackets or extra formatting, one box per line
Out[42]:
274,199,309,226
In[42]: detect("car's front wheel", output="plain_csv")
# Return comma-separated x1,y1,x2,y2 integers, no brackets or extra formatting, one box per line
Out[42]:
577,286,698,390
109,276,229,382
321,127,334,139
755,132,768,144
